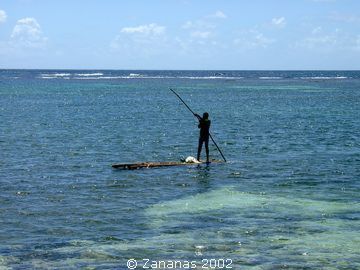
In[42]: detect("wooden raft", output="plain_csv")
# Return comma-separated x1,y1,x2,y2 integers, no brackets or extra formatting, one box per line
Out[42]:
112,160,223,170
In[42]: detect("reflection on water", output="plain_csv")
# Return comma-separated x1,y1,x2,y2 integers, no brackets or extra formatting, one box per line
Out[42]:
194,165,212,191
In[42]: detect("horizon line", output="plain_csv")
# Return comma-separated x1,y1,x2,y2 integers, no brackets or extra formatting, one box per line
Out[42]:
1,68,360,71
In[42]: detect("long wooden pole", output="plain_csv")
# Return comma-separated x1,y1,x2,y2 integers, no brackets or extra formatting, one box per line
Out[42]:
170,88,227,162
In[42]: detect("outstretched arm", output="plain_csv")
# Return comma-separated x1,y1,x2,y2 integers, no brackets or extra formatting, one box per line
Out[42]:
194,113,202,120
195,114,202,128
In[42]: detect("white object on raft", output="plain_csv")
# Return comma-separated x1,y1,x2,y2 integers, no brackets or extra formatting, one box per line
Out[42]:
185,156,201,163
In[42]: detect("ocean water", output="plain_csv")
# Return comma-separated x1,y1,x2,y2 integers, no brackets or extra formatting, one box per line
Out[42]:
0,70,359,269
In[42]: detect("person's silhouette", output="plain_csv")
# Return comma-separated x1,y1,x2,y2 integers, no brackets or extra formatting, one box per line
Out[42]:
195,112,211,163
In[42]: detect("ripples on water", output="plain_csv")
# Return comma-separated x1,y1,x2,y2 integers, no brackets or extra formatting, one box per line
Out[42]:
0,70,359,269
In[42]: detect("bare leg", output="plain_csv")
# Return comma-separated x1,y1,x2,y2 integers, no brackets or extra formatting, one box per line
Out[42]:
205,138,209,163
197,138,203,161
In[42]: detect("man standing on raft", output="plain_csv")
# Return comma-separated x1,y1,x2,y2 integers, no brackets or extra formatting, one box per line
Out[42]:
195,112,211,163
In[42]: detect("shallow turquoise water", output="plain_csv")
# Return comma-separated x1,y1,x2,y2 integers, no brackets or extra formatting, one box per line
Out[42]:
0,70,359,269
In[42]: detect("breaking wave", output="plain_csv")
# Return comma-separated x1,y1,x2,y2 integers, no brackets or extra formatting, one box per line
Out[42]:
298,76,348,80
259,77,283,79
71,74,244,80
34,72,352,81
39,73,71,79
74,73,104,77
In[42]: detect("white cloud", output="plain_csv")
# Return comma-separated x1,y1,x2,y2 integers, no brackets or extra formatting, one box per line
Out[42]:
301,35,337,49
181,17,216,43
271,17,286,28
312,26,322,34
0,10,7,23
297,28,360,53
111,23,167,56
208,11,227,19
329,12,360,23
173,35,220,57
121,23,165,36
295,28,346,51
11,17,47,48
182,20,215,30
182,21,193,29
234,30,275,49
191,31,212,39
176,15,225,54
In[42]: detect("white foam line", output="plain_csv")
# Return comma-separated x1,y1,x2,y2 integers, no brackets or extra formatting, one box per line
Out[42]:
298,76,348,80
72,76,244,80
75,73,104,77
41,73,71,77
259,77,283,79
180,76,244,80
38,76,71,79
39,76,58,79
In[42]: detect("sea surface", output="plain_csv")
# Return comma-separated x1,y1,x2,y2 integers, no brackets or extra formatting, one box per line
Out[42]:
0,70,359,269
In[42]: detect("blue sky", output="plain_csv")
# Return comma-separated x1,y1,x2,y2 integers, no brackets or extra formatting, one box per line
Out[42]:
0,0,360,69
